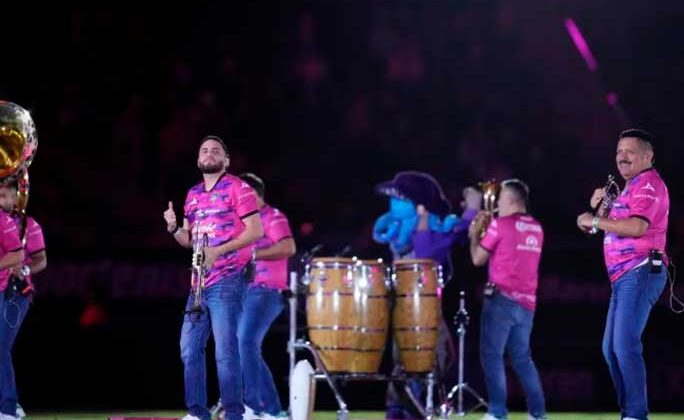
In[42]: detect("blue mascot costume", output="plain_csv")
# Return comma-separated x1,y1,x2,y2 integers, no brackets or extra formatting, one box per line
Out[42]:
373,171,482,420
373,171,469,280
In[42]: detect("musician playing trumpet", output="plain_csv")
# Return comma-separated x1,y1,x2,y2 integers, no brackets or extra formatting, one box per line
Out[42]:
576,129,669,420
163,135,263,420
468,179,547,420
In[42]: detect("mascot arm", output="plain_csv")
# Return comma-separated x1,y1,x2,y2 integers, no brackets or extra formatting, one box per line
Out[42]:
373,212,400,244
428,213,460,233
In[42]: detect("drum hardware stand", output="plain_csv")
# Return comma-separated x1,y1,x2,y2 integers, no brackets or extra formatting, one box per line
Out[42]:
287,271,437,420
288,269,351,420
402,371,436,419
439,291,487,418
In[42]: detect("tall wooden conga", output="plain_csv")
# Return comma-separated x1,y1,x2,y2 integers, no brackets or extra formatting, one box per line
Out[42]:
306,257,389,373
392,258,442,373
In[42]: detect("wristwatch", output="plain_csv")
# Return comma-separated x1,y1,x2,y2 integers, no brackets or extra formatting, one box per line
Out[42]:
20,265,30,277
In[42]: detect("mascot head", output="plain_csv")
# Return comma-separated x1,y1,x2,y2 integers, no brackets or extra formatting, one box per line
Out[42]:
376,171,452,216
373,171,457,256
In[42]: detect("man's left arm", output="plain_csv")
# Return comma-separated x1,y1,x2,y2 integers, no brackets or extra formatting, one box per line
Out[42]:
28,250,47,275
207,212,263,262
469,233,491,267
256,213,296,260
468,211,494,267
256,238,296,260
578,178,663,237
26,219,47,275
577,215,649,237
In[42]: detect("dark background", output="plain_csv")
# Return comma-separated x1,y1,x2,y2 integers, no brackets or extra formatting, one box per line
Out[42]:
2,0,684,413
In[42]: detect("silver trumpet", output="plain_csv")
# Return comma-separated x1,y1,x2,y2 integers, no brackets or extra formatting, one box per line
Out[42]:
186,224,209,316
591,174,622,234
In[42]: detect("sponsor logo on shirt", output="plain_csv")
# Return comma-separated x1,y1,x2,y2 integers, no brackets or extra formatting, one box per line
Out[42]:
516,234,541,252
515,221,542,233
632,194,658,201
642,182,656,192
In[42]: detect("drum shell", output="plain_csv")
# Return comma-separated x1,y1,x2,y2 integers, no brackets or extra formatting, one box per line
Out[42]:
306,257,389,373
392,258,442,373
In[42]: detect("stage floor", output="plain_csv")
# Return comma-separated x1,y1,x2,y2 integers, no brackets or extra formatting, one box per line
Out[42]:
21,411,684,420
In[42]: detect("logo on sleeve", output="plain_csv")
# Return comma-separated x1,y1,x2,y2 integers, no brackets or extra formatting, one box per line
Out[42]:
642,182,656,192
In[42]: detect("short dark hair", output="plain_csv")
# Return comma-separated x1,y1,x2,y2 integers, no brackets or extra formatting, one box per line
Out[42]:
619,128,654,152
239,172,265,198
501,178,530,207
200,135,228,154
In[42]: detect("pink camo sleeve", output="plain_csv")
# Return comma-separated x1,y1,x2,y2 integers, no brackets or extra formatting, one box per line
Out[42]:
628,177,662,224
234,181,258,218
1,214,22,252
479,218,501,252
267,211,293,243
25,218,45,255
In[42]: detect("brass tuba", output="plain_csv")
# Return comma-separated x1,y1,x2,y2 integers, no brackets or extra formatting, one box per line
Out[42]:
0,101,38,239
478,179,500,237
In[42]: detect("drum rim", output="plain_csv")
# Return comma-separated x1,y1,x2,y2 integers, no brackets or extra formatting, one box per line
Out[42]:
311,257,356,264
356,259,385,266
393,258,437,265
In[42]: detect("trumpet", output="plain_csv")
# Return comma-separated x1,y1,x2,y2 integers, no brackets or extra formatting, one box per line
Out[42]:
186,224,209,316
477,179,500,237
591,174,622,234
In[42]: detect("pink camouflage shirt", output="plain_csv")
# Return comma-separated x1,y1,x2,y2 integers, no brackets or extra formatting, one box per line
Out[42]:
253,205,294,290
184,173,259,288
0,212,23,292
603,168,669,282
480,213,544,311
12,215,45,287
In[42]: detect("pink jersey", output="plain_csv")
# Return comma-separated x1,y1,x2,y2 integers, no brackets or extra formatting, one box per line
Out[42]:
0,212,23,291
253,205,294,290
603,168,669,282
10,215,46,286
480,213,544,311
184,173,259,287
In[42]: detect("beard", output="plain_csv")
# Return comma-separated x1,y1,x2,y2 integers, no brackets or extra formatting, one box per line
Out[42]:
198,161,225,174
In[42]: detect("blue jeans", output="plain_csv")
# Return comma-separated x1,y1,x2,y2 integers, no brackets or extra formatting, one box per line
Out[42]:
238,284,285,415
180,273,245,420
602,264,666,420
480,293,546,420
0,294,30,416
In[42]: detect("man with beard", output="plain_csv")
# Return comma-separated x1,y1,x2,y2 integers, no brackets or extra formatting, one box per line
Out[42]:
163,135,263,420
576,129,669,420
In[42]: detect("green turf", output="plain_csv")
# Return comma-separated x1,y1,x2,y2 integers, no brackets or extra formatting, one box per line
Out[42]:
22,411,684,420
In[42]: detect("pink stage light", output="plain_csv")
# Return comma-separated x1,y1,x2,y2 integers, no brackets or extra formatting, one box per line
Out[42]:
565,18,597,72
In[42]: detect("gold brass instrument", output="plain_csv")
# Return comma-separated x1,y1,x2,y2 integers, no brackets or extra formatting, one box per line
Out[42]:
478,179,500,237
187,224,209,316
0,101,38,242
591,174,621,234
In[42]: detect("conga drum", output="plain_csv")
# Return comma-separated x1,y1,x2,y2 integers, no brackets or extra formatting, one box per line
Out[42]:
392,258,443,373
306,257,389,373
